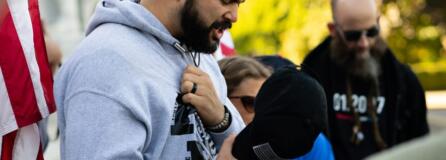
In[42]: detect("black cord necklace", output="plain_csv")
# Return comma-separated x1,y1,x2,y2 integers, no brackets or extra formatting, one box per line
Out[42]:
191,52,201,67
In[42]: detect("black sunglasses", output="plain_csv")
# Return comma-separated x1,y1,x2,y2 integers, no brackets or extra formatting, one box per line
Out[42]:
229,96,255,113
337,25,380,42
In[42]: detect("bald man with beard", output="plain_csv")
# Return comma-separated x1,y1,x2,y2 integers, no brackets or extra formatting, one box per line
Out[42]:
302,0,429,159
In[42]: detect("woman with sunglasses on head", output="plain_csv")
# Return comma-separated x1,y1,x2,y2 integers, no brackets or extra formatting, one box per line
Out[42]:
218,56,271,124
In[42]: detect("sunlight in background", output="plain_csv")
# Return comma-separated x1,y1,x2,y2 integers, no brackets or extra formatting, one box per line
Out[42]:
231,0,446,91
40,0,445,91
33,1,446,159
231,0,332,63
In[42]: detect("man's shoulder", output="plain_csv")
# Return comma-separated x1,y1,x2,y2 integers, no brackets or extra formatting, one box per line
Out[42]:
382,51,421,86
303,37,331,67
396,63,422,88
67,24,163,72
301,37,332,83
57,49,139,90
84,23,159,50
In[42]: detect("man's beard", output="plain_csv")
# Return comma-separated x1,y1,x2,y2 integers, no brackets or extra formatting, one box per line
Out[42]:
179,0,232,53
330,36,387,80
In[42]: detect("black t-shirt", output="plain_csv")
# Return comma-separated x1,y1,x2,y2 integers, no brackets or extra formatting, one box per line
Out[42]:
303,37,429,160
328,68,389,160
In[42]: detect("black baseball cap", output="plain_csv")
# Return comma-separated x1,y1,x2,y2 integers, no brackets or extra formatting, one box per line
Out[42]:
232,66,328,160
255,55,295,72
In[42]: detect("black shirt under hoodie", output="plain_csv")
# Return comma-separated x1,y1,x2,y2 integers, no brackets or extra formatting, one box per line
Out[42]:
302,37,429,160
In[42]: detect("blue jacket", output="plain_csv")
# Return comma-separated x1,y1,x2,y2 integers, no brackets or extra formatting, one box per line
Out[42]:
295,133,335,160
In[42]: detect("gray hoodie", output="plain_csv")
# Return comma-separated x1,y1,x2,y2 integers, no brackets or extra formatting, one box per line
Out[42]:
54,0,245,159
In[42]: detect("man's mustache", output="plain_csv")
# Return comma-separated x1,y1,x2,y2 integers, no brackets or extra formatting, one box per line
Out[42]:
210,20,232,30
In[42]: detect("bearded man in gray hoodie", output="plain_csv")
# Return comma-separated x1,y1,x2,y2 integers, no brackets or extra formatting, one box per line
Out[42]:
54,0,245,159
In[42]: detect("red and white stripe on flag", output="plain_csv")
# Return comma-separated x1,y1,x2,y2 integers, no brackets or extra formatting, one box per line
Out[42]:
0,0,56,159
213,30,236,60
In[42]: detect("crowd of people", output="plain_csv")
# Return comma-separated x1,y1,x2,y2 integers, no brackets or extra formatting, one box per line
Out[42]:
4,0,431,159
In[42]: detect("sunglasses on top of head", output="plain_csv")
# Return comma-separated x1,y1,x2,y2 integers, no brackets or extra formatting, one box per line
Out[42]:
336,25,380,42
229,96,255,113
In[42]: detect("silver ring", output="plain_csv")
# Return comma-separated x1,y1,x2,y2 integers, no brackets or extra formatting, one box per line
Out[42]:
191,83,197,94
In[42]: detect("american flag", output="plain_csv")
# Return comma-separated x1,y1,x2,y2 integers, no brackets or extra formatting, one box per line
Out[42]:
213,30,236,60
0,0,56,159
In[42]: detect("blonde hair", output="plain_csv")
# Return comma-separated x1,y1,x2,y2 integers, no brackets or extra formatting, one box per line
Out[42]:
218,57,272,95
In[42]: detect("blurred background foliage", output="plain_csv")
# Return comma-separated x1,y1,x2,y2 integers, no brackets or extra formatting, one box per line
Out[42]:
231,0,446,90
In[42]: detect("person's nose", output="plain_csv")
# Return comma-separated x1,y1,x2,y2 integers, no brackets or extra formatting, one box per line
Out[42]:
357,33,370,49
223,4,238,23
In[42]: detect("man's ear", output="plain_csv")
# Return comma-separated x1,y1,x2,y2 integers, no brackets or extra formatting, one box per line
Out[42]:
327,22,336,38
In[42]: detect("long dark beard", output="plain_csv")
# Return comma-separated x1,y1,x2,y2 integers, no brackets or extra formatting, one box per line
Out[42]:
179,0,231,53
332,37,389,150
330,36,386,80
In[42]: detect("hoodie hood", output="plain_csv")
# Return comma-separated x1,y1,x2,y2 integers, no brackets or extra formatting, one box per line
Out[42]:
86,0,181,49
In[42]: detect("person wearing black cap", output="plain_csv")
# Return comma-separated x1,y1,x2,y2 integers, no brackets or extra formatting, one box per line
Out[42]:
230,66,330,159
302,0,429,159
255,55,295,72
254,55,335,160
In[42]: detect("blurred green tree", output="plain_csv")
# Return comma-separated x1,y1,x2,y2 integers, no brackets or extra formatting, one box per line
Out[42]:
230,0,331,63
231,0,446,89
231,0,445,65
381,0,445,64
